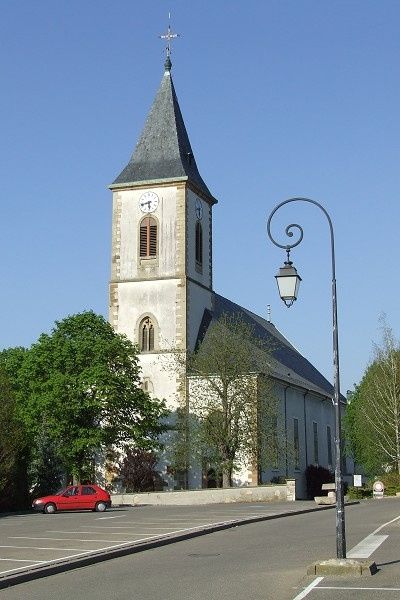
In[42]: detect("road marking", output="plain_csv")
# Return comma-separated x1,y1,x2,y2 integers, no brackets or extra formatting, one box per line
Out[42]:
105,518,225,523
48,530,168,536
347,534,388,558
0,558,45,563
9,536,135,543
96,516,121,520
290,514,400,599
292,577,324,599
318,586,400,591
0,545,92,551
83,525,193,530
372,514,400,535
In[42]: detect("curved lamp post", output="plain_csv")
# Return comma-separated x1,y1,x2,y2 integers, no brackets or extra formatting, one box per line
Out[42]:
267,197,346,560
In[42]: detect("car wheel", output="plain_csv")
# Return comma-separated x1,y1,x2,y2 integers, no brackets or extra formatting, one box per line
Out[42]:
44,503,57,514
95,501,107,512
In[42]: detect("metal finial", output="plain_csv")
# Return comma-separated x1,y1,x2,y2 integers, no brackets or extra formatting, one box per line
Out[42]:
159,13,180,70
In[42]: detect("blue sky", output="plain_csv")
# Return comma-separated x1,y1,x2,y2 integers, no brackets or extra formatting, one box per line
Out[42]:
1,1,399,393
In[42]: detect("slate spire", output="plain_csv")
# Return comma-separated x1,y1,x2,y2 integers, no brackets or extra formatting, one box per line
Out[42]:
111,59,215,201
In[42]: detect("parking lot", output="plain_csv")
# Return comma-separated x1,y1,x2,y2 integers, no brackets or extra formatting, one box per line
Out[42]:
1,500,400,600
0,501,324,583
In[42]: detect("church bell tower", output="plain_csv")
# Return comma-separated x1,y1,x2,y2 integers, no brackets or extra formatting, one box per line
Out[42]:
109,45,217,408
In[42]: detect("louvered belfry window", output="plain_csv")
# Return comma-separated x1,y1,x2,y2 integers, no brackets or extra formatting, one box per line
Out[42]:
140,317,155,352
195,222,203,265
140,217,157,258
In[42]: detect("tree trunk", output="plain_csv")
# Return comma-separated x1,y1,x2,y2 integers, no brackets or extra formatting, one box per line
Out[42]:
222,469,231,488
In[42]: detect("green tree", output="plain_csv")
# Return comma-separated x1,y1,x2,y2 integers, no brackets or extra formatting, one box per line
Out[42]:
28,421,65,496
0,367,29,510
18,311,168,481
344,320,400,474
171,313,280,488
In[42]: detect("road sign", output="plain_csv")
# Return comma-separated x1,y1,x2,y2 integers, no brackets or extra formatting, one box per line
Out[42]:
373,480,384,499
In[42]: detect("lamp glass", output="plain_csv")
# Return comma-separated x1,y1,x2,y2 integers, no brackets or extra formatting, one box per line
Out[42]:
275,263,301,305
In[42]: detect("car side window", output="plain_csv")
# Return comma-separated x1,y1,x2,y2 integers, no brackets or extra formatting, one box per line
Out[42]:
82,486,96,495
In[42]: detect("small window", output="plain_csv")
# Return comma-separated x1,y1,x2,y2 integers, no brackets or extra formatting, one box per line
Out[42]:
64,486,79,496
195,222,203,266
82,486,96,496
272,416,279,469
140,216,157,258
293,418,300,470
142,378,154,394
327,425,333,466
140,317,155,352
313,422,319,464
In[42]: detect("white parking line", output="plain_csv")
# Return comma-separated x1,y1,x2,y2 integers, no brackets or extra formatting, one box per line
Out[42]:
372,514,400,534
9,536,134,543
318,586,400,592
347,534,388,558
0,558,45,563
83,525,192,530
292,577,324,599
345,514,400,559
0,545,91,552
48,530,168,536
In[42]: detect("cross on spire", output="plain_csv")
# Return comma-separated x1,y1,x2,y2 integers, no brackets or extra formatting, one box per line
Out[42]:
159,13,180,71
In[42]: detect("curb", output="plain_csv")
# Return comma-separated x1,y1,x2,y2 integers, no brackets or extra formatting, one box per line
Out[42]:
0,501,359,589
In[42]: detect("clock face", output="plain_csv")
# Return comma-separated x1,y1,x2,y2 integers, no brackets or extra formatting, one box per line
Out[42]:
139,191,159,213
195,198,203,220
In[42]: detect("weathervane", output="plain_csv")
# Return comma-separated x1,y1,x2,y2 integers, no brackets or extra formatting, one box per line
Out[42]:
159,12,180,67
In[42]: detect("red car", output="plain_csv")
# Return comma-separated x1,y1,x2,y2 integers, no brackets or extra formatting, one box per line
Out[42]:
32,484,111,514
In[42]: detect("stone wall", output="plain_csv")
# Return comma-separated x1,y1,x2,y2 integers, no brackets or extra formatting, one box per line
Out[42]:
111,480,296,506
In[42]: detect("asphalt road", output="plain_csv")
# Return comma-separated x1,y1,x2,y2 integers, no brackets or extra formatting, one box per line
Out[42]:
0,499,399,599
0,500,331,580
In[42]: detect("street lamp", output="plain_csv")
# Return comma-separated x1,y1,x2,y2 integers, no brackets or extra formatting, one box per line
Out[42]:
274,250,302,308
267,197,346,560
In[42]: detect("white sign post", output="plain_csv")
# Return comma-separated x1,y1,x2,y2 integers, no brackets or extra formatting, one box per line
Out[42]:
353,474,362,487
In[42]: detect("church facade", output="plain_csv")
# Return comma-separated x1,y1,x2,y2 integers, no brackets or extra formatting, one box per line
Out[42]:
108,55,346,498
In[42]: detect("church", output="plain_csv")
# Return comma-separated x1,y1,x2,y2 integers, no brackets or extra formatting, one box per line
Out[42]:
108,47,344,499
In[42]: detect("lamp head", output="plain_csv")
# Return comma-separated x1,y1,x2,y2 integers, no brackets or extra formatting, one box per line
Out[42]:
275,253,302,308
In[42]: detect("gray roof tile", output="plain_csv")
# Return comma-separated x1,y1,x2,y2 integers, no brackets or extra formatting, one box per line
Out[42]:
112,68,215,202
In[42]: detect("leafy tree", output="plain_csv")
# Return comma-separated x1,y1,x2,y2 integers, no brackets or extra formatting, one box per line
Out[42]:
344,320,400,474
17,311,168,481
0,346,29,399
28,421,65,496
170,313,280,488
0,367,29,510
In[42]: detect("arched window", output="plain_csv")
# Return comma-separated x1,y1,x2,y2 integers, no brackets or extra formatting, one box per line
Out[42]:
140,216,157,258
195,222,203,266
140,317,155,352
142,378,154,394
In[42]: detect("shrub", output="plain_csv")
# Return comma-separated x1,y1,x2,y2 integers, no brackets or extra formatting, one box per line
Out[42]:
118,449,165,493
305,465,334,499
373,472,400,496
346,486,372,500
270,476,286,485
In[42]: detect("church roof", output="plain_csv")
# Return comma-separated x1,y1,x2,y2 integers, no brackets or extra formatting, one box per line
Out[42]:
111,61,215,202
197,293,343,401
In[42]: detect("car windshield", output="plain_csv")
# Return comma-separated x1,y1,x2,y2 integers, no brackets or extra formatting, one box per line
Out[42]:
55,488,68,496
